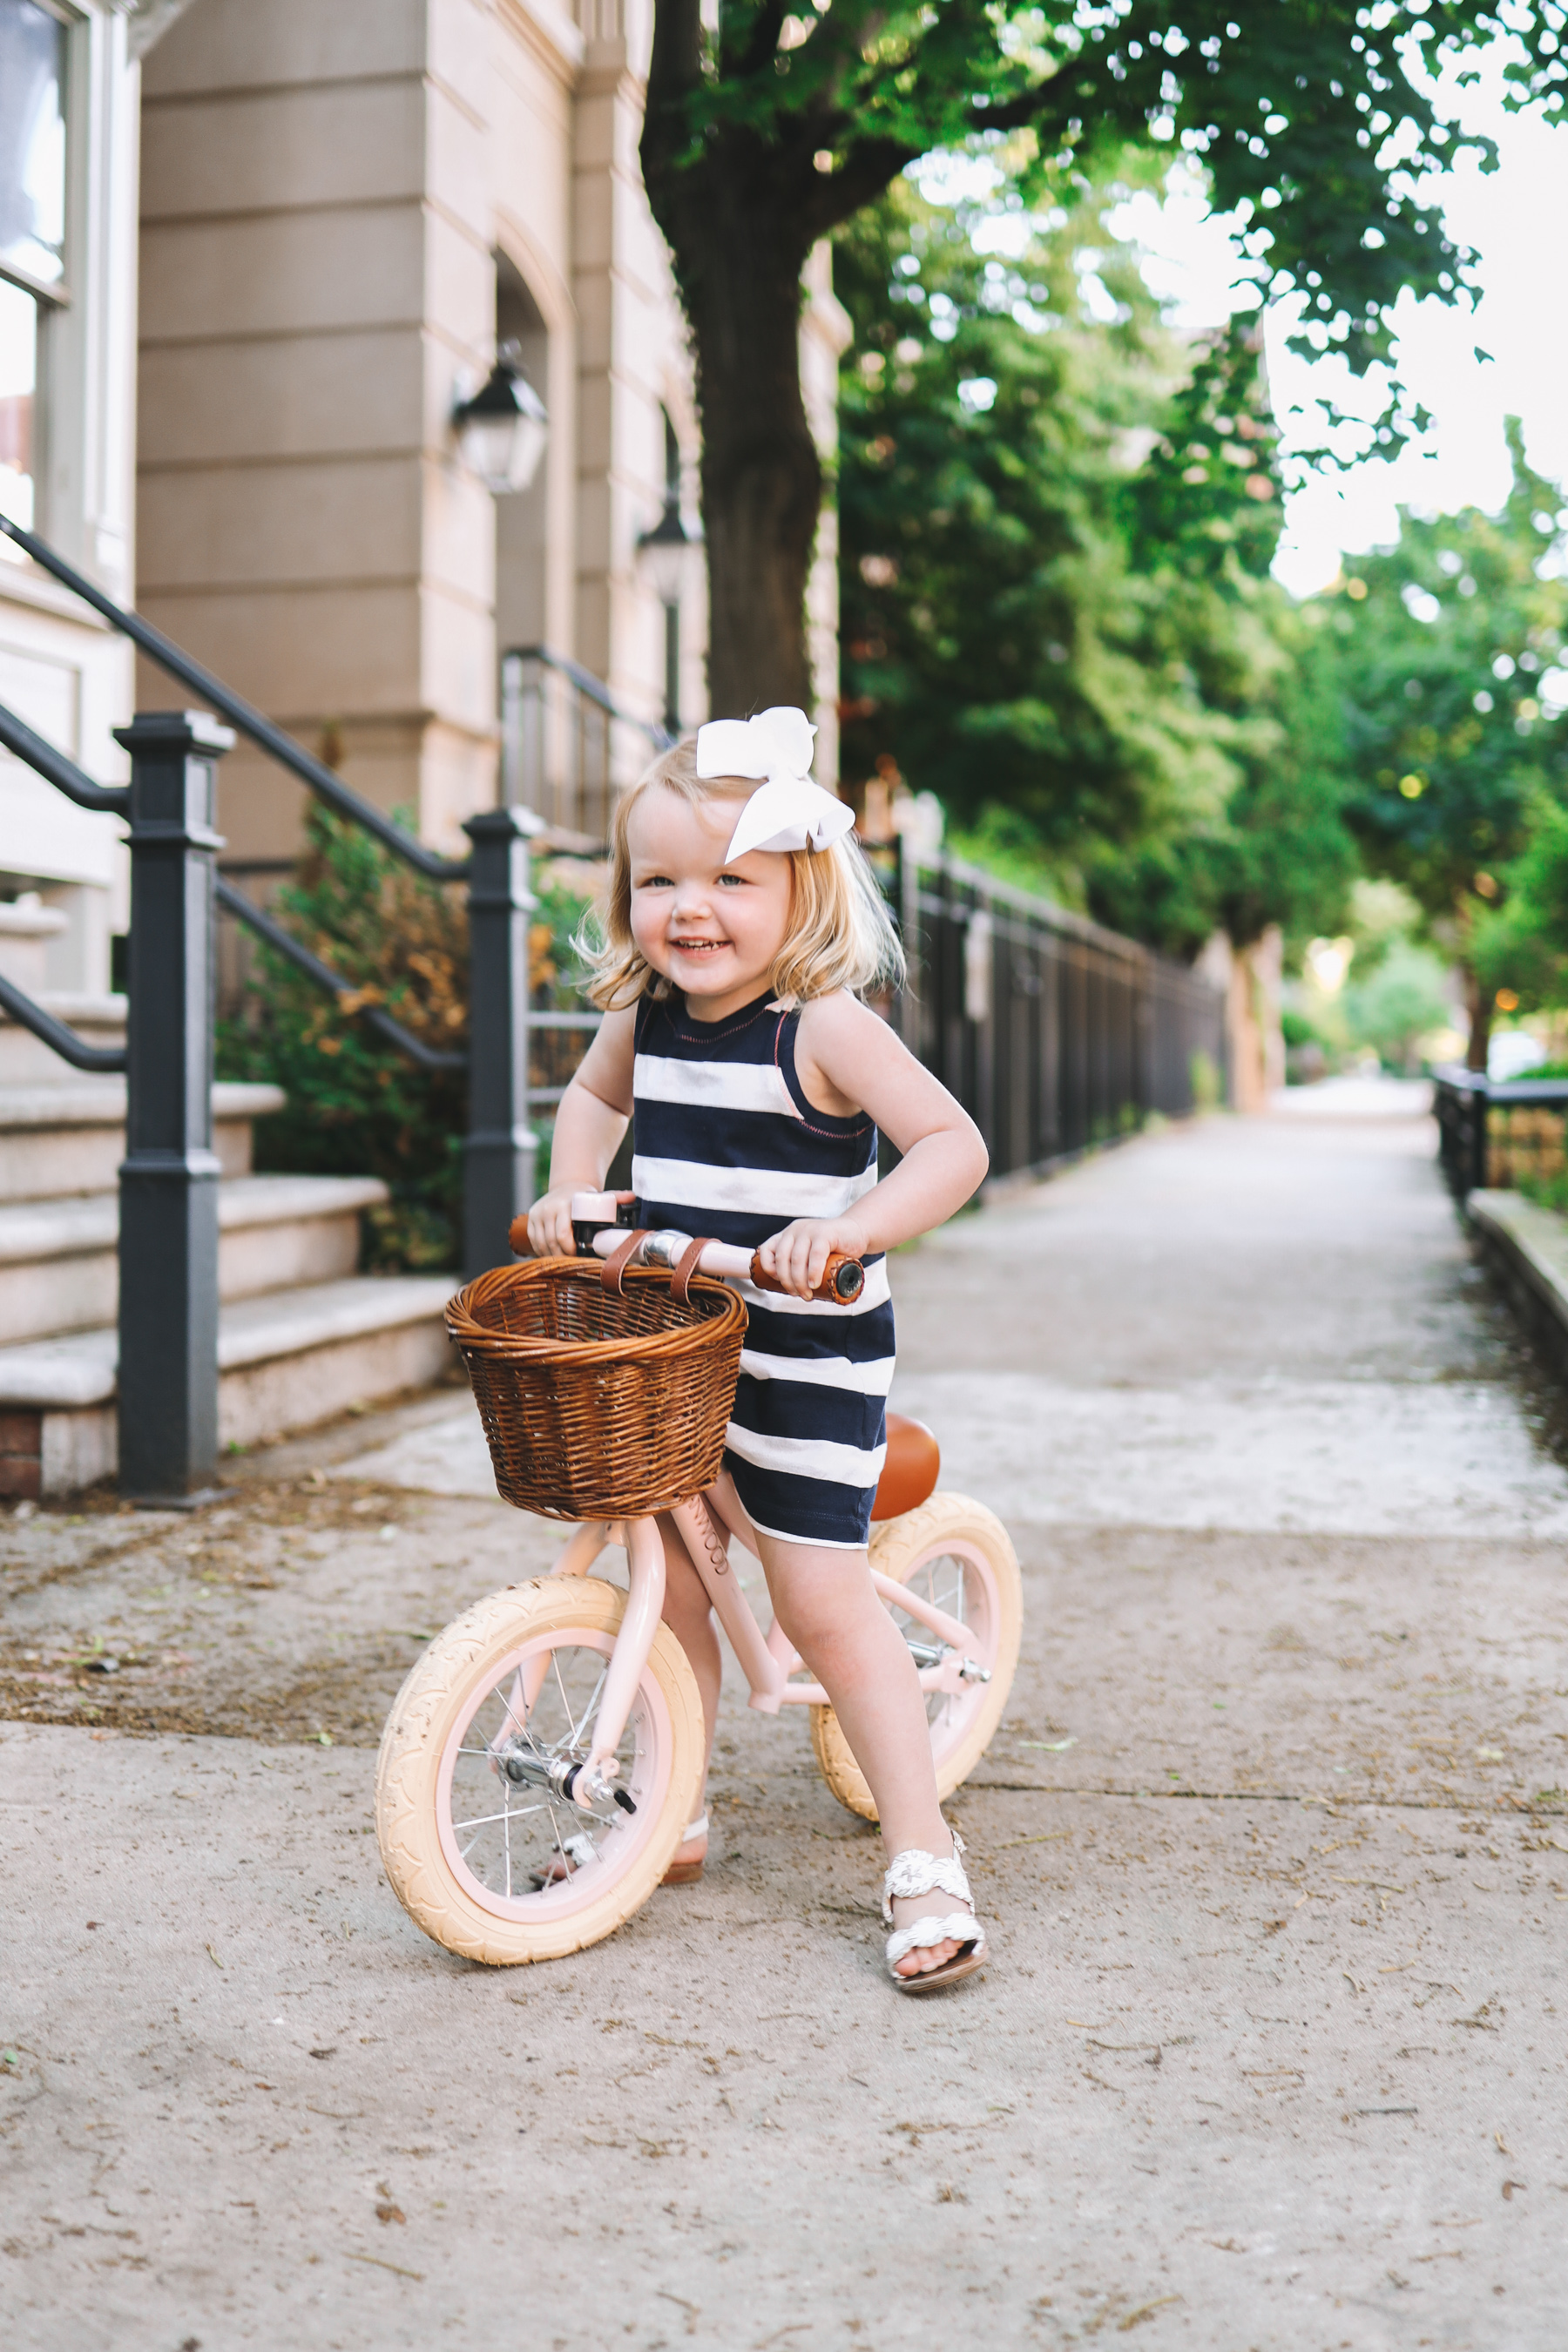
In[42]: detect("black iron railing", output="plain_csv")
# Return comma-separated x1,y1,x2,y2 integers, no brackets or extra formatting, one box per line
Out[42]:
1434,1064,1568,1200
0,512,543,1500
893,846,1227,1176
500,645,672,841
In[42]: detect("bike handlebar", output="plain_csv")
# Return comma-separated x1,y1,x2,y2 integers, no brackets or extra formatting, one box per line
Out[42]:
506,1194,866,1306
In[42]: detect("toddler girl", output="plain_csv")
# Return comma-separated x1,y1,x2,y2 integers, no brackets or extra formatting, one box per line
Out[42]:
527,706,990,1990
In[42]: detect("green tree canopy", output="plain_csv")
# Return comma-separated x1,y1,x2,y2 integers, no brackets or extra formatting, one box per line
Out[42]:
642,1,1566,713
1333,425,1568,1063
835,171,1356,955
1471,794,1568,1015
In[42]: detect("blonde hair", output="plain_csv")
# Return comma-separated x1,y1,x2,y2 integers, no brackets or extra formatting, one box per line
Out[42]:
579,735,905,1011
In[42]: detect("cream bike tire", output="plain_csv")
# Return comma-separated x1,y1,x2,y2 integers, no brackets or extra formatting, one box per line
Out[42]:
810,1493,1023,1823
376,1575,705,1966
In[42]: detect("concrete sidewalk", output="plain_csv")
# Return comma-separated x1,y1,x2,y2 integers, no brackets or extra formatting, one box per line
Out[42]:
3,1097,1567,2349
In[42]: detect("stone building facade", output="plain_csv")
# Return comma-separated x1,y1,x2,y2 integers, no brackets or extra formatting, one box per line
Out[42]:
0,0,140,994
137,0,707,866
2,0,851,975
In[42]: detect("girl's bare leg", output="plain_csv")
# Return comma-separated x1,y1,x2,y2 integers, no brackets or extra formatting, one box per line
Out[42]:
656,1511,721,1865
757,1531,970,1979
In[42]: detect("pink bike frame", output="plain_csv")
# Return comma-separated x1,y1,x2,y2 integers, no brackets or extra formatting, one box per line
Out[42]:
546,1476,976,1807
531,1194,980,1806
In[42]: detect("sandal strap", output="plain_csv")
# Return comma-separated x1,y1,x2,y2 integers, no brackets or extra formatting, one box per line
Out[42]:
885,1913,985,1970
680,1812,708,1842
882,1844,972,1925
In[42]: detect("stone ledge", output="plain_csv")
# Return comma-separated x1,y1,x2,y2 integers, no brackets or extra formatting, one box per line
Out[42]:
0,1173,388,1267
1467,1186,1568,1383
0,1080,286,1129
0,1273,453,1409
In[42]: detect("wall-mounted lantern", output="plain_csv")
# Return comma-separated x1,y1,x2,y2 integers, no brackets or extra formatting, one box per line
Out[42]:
635,496,703,608
452,357,547,495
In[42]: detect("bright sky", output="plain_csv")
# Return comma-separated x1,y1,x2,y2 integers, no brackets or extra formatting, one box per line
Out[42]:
914,31,1568,599
1109,32,1568,597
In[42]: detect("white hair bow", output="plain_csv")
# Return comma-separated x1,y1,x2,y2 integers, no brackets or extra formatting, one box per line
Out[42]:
696,706,856,862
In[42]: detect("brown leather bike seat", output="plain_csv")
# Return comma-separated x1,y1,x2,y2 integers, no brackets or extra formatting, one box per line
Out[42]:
871,1412,940,1523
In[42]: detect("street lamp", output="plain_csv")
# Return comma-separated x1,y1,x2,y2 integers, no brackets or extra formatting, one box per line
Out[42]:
452,358,548,495
637,497,702,733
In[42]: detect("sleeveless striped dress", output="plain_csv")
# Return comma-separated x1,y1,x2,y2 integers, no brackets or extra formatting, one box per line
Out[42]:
632,988,894,1550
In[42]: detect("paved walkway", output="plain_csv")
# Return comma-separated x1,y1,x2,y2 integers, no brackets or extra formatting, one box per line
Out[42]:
4,1090,1567,2348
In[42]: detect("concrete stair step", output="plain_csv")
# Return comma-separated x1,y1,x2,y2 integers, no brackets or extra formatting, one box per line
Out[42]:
0,1173,390,1344
0,1272,456,1495
0,1081,285,1200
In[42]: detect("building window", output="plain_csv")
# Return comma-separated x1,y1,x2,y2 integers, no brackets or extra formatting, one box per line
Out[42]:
0,0,69,537
662,409,680,733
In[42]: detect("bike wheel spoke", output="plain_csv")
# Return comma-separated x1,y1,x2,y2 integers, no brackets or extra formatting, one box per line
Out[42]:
450,1803,545,1834
440,1635,654,1907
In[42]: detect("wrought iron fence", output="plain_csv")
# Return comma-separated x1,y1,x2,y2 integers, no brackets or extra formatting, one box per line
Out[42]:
1434,1064,1568,1199
890,844,1227,1179
518,841,1229,1181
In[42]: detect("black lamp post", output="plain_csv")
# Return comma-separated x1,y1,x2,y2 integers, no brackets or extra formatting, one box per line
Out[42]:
637,499,701,733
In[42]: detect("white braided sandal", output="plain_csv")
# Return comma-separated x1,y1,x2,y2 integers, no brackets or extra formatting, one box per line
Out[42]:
882,1833,987,1992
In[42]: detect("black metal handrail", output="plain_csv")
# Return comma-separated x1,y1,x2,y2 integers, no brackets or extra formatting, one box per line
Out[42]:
0,522,546,1503
0,700,130,814
0,967,126,1073
0,514,465,882
0,698,134,1067
507,643,672,729
501,643,672,838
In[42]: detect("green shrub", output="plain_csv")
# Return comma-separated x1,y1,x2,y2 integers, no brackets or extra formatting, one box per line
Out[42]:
218,807,591,1269
1517,1170,1568,1218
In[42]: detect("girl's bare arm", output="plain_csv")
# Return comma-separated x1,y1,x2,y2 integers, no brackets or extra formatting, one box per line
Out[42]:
759,994,987,1295
524,1005,637,1256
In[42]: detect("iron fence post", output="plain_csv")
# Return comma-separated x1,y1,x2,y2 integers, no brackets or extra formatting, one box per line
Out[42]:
463,804,544,1276
1470,1076,1488,1195
114,710,233,1500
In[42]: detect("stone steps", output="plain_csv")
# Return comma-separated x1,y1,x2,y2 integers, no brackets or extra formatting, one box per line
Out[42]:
0,1173,390,1343
0,1036,458,1493
0,1080,286,1200
0,1273,455,1496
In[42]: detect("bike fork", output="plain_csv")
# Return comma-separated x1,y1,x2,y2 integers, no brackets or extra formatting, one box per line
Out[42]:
573,1514,666,1806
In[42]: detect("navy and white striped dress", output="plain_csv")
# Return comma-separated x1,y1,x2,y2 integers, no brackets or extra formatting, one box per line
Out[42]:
632,988,893,1550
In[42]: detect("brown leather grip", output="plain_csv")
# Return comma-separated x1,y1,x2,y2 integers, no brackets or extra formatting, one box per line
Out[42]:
509,1213,532,1256
747,1248,865,1305
600,1230,650,1294
670,1236,713,1305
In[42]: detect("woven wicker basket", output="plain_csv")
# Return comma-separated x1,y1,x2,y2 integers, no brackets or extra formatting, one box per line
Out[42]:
446,1258,748,1520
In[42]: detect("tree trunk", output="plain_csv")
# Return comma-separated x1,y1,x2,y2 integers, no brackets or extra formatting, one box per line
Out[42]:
686,223,823,717
640,6,842,720
1462,961,1491,1074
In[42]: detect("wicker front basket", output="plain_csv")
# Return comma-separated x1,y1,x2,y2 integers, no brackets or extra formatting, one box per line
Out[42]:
446,1258,747,1520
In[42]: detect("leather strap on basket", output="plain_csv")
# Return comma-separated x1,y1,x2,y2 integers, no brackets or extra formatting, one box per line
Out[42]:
670,1235,715,1306
600,1230,651,1294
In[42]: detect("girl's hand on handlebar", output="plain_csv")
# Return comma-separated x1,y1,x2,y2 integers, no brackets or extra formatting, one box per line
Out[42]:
755,1216,868,1301
523,1186,581,1259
